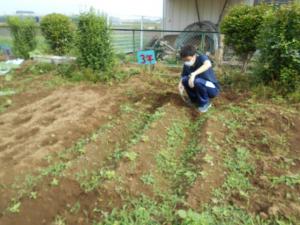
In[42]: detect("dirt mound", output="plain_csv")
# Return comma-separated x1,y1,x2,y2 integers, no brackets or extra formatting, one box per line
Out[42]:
0,85,123,185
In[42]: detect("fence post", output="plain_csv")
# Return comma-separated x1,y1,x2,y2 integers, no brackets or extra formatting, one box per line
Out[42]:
216,34,224,65
140,16,144,50
132,30,136,53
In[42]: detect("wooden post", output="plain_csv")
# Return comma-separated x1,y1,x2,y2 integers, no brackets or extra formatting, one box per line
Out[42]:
216,34,224,66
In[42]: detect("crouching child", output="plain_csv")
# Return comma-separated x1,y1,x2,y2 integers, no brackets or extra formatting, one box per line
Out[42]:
178,45,220,113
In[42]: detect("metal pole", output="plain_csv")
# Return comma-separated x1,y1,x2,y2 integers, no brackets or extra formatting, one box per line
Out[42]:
140,16,144,50
133,30,136,53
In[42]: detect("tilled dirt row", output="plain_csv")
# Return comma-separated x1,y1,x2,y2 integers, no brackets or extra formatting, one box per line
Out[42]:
0,93,195,225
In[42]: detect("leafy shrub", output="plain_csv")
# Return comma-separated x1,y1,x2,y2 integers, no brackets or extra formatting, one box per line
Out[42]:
7,17,37,59
221,4,268,71
40,13,75,55
256,3,300,94
76,10,115,80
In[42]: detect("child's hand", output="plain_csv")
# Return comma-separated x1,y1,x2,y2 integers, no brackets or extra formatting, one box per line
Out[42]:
178,80,184,94
188,74,195,88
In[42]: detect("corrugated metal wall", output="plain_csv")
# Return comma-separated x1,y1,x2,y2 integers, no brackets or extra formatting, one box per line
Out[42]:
163,0,254,31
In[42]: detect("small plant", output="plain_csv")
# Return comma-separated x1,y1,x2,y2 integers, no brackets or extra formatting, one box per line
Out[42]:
29,191,37,200
177,209,212,225
50,178,59,187
70,201,81,214
140,173,155,185
8,201,21,213
203,154,214,166
53,215,66,225
77,168,116,192
7,16,37,59
271,174,300,187
71,138,86,155
40,13,75,55
177,206,266,225
120,103,134,113
100,195,180,225
40,162,68,176
24,174,41,189
102,170,116,180
123,151,138,161
111,147,124,161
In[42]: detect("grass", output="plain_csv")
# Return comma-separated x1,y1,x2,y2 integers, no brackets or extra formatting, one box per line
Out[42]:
271,174,300,187
155,120,187,179
223,147,254,195
76,168,117,192
98,194,183,225
155,115,209,194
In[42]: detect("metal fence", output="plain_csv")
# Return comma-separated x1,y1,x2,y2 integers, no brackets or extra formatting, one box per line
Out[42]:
0,25,221,64
111,28,220,55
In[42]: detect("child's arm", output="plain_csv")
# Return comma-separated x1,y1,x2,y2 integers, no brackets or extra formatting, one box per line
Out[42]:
188,59,212,88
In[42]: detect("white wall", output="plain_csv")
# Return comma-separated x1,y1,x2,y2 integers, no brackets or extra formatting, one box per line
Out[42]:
163,0,253,31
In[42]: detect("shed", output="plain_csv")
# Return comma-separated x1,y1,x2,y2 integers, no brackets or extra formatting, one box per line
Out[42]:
161,0,295,54
162,0,254,32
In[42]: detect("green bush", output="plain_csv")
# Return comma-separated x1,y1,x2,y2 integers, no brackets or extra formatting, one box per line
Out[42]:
256,3,300,94
7,17,37,59
76,10,114,80
40,13,75,55
221,4,268,71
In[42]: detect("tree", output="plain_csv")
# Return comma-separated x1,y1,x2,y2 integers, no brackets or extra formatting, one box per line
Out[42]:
76,10,114,80
40,13,75,55
221,4,268,72
256,3,300,93
7,16,37,59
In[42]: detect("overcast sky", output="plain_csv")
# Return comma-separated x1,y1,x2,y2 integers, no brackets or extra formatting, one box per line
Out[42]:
2,0,163,18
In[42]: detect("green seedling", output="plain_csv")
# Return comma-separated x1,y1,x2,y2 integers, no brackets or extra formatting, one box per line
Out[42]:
70,201,81,214
8,201,21,213
140,173,155,185
53,215,66,225
29,191,37,199
51,178,59,187
123,152,138,161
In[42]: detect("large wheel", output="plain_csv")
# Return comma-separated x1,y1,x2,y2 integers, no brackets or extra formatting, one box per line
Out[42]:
175,21,219,54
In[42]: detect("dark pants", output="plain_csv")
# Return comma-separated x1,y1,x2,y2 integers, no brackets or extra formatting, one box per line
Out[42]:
182,76,220,107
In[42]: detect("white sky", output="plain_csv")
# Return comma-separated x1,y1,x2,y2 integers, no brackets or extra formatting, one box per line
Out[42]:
2,0,163,18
